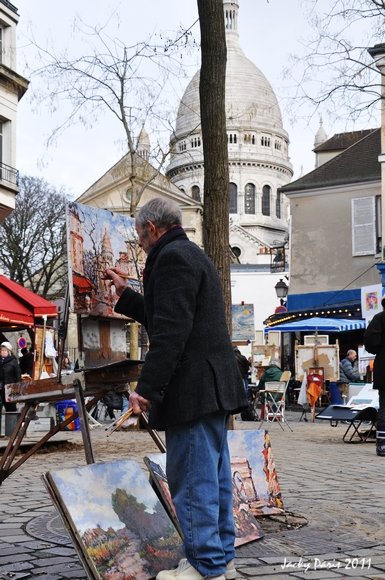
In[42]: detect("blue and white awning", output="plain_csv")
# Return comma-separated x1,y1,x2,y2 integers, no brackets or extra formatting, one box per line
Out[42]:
267,316,366,333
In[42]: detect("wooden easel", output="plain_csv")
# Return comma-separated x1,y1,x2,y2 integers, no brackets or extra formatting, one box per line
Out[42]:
0,359,169,484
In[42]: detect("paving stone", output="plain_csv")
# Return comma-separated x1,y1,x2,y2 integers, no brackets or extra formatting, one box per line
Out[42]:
0,546,31,557
0,535,33,543
0,573,31,579
38,547,77,556
0,554,35,565
20,541,58,550
32,557,81,567
0,561,34,573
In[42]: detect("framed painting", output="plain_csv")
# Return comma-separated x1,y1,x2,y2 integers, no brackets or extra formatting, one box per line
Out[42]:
231,303,255,341
227,429,284,516
43,459,183,579
144,453,263,547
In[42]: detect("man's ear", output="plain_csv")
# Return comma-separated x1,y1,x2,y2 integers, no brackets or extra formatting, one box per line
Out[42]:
147,220,156,234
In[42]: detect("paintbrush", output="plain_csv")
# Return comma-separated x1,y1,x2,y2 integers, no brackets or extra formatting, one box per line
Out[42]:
105,407,136,436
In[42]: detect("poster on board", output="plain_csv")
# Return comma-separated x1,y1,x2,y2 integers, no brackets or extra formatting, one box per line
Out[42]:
361,284,383,323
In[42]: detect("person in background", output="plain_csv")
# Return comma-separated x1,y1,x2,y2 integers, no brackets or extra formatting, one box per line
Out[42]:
62,353,73,370
233,347,257,421
0,342,21,412
364,299,385,457
105,197,247,580
233,347,250,394
338,349,361,399
257,359,282,391
19,347,34,376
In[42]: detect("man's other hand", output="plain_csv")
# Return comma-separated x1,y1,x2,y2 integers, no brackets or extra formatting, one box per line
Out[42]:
129,391,151,415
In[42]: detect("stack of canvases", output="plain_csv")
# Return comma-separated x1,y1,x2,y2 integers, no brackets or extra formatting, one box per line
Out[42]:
43,429,284,579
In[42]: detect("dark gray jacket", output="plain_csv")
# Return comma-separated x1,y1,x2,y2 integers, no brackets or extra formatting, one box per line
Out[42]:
115,235,247,428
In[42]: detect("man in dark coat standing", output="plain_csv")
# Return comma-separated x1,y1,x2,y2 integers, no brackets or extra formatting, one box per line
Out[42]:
364,297,385,456
106,198,247,580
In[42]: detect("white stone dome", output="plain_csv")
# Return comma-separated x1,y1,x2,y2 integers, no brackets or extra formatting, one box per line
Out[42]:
167,0,290,175
167,0,293,265
173,48,283,140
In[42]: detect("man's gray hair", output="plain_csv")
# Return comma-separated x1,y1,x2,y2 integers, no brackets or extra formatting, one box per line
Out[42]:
347,349,356,356
136,198,182,229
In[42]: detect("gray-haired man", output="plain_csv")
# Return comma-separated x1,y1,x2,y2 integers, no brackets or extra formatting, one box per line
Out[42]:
106,198,247,579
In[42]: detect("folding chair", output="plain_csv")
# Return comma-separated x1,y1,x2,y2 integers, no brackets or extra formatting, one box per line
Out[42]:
259,380,293,431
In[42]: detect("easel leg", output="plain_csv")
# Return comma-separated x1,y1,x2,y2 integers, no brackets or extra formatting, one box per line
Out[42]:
139,413,166,453
73,380,95,464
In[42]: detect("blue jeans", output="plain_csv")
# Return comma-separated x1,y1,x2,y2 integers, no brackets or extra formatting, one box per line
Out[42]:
165,412,235,577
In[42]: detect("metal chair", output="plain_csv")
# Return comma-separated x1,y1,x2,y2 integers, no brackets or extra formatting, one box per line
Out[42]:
259,379,293,431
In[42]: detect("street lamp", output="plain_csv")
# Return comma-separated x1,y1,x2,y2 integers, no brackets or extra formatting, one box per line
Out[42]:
368,43,385,287
275,278,288,306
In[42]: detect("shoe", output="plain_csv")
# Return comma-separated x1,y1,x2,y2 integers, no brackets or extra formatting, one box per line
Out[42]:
156,558,226,579
376,426,385,456
225,560,237,579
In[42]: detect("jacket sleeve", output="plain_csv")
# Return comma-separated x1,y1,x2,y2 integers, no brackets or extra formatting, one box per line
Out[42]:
135,249,200,402
364,315,383,355
114,287,145,325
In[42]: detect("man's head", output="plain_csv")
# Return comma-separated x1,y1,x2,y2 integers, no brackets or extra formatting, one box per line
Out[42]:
347,349,357,362
135,198,182,254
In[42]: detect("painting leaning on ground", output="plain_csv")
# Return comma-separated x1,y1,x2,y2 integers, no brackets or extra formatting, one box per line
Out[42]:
44,459,183,580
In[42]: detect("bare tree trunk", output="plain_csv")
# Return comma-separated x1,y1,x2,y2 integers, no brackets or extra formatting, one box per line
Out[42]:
197,0,231,333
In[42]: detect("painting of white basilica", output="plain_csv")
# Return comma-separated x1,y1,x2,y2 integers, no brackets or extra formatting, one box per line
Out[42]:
67,202,145,317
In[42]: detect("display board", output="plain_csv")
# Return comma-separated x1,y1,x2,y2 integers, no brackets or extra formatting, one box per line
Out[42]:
295,344,339,381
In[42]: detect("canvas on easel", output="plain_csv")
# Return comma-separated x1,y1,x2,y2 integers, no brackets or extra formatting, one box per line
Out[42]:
227,430,284,516
144,453,263,547
43,459,183,580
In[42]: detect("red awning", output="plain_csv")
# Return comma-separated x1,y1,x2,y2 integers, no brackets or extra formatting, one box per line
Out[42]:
72,274,93,290
0,275,57,326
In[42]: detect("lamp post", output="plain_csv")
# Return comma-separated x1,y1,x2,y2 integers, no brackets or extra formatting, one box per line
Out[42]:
274,278,288,306
368,43,385,285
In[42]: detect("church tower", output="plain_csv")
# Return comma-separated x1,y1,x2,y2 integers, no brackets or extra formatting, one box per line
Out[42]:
167,0,293,264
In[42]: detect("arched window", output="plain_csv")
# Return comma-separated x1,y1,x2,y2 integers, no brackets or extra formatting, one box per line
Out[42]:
262,185,271,216
231,246,241,259
244,183,255,214
191,185,201,202
276,190,281,218
229,182,237,214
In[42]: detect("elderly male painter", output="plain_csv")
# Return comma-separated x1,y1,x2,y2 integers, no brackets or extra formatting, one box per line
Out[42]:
106,198,247,580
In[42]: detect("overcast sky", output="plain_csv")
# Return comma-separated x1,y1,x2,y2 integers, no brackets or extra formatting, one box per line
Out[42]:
14,0,379,197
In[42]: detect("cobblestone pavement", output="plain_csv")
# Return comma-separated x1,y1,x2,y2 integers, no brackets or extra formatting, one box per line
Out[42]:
0,413,384,579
